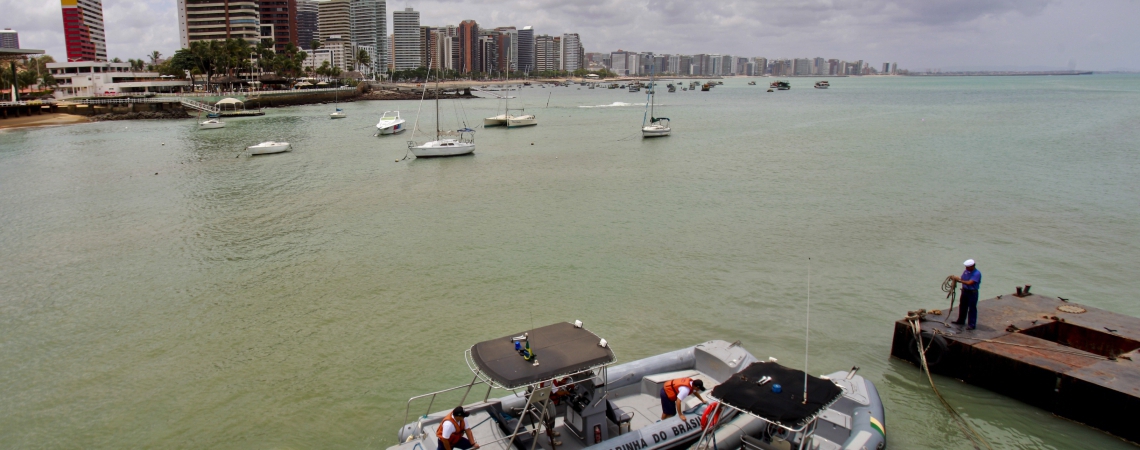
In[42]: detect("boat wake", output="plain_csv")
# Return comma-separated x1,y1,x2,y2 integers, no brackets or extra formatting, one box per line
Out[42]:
578,101,647,108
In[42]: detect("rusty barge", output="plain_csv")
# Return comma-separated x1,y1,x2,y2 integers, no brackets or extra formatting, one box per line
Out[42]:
890,287,1140,443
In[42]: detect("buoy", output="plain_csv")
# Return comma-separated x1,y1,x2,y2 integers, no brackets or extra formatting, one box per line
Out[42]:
395,159,399,162
162,143,165,145
154,172,158,175
531,143,534,145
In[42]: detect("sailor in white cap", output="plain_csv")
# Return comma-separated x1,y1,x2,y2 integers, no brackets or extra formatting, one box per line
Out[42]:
950,259,982,330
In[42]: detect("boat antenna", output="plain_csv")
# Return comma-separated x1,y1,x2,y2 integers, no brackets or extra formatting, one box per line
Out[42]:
804,256,810,404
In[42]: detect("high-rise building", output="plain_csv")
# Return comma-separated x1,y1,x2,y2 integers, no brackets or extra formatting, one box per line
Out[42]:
61,0,107,61
429,30,452,70
457,20,480,74
297,0,319,49
607,50,627,75
259,0,297,52
0,28,18,49
419,26,433,68
492,27,517,71
318,0,351,47
536,35,559,72
881,62,890,74
559,33,582,71
351,0,387,71
478,33,497,73
517,26,534,73
392,7,420,70
178,0,261,48
754,57,768,75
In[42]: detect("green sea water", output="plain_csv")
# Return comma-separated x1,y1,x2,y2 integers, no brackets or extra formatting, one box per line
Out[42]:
1,75,1138,449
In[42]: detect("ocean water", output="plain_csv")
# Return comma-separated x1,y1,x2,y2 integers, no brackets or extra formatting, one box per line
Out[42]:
1,75,1139,449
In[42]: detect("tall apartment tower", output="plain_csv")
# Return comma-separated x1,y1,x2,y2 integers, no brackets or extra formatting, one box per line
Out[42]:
535,35,560,72
517,26,534,73
318,0,351,43
559,33,582,71
392,7,421,70
297,0,319,49
178,0,262,48
457,20,480,74
351,0,387,71
0,28,18,49
258,0,297,51
61,0,107,61
493,27,517,71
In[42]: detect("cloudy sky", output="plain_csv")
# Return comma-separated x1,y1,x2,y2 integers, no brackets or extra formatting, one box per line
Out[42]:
6,0,1139,71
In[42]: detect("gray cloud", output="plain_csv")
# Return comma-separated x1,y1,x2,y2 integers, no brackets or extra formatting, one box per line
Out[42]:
2,0,1136,71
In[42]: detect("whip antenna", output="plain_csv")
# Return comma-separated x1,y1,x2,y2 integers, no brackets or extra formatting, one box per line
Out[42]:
804,257,811,404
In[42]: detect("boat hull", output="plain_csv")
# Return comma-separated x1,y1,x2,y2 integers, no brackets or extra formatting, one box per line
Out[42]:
483,115,508,127
247,142,291,155
377,120,406,135
642,126,671,137
199,121,225,129
506,115,537,128
410,141,475,158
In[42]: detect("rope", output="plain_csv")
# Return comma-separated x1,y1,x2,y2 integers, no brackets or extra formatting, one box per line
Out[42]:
941,276,958,326
907,318,993,450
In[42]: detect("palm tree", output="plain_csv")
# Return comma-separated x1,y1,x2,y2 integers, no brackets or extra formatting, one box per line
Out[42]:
149,51,162,66
355,48,371,77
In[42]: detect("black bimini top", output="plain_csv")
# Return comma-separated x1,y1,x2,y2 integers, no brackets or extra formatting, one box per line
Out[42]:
469,322,616,389
710,362,843,429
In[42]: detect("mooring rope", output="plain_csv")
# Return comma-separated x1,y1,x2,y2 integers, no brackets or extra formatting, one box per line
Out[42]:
907,318,994,450
941,276,958,326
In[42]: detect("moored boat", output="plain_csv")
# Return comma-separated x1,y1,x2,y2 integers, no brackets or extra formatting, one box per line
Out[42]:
507,115,537,128
376,111,407,135
247,141,291,155
199,118,225,129
814,81,830,89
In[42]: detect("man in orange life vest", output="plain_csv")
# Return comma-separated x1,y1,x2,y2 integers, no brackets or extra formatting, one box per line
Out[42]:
437,406,480,450
660,377,707,421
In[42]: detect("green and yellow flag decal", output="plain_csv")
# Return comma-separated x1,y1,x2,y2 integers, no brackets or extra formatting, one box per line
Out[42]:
869,416,885,437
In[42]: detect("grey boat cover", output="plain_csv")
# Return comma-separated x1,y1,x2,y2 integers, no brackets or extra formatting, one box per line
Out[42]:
470,322,615,389
710,361,842,429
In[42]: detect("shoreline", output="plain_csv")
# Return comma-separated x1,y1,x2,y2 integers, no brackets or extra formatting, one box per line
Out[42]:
0,113,90,131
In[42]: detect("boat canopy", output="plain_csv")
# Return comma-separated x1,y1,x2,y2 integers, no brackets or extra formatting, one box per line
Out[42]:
651,117,670,122
467,322,615,389
709,361,842,430
215,97,244,106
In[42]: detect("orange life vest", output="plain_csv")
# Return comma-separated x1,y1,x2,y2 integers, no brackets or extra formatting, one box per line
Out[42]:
436,413,466,445
664,377,694,401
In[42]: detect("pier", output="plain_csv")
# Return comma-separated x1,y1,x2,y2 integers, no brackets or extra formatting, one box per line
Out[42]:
890,289,1140,443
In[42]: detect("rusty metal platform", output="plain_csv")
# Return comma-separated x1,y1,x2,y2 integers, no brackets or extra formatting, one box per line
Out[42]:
890,290,1140,443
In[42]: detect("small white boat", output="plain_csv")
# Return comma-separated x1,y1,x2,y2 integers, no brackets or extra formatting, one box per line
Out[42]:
642,120,671,137
815,81,830,89
330,108,347,119
506,114,537,128
376,111,406,134
199,118,225,129
409,131,476,158
247,141,291,155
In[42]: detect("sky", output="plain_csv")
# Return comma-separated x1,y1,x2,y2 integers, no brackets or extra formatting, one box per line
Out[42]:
5,0,1140,71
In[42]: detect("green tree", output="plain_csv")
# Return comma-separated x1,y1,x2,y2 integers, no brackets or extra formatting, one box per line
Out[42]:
355,48,371,75
149,50,162,66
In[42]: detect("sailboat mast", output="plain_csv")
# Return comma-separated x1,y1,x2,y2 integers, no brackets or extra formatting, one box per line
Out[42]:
435,60,440,139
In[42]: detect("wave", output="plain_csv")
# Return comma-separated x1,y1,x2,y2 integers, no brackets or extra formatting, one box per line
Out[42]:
578,102,648,108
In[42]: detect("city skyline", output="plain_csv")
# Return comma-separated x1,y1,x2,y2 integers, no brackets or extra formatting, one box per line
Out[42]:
5,0,1140,71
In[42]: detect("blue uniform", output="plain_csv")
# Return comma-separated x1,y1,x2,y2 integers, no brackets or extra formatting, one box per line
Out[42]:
955,267,982,328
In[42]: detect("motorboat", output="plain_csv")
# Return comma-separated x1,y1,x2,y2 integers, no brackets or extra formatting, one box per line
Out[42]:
771,81,791,90
199,118,225,129
507,115,537,128
814,81,830,89
748,81,757,86
330,108,347,119
247,141,291,155
376,111,407,135
383,322,886,450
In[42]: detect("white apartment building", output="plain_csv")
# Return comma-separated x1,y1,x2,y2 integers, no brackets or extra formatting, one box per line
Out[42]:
393,7,421,70
318,0,351,45
535,35,559,72
559,33,582,71
47,61,190,98
177,0,262,47
351,0,387,73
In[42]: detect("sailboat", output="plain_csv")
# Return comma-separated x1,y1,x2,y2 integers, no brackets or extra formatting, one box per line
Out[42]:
642,66,670,138
409,63,476,158
483,79,509,127
330,80,346,119
506,85,536,128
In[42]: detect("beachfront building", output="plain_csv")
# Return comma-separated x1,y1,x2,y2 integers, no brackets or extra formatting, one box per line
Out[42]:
559,33,582,72
457,20,480,74
61,0,107,61
322,35,354,72
318,0,350,46
428,29,452,70
392,7,420,70
47,61,190,98
0,29,18,49
517,26,534,73
177,0,262,48
297,0,318,49
351,0,387,72
493,27,517,71
535,35,559,72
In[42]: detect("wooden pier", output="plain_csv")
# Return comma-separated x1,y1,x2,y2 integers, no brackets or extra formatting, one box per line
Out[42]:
890,289,1140,443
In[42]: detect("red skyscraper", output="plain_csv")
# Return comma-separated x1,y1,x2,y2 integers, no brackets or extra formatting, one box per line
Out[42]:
61,0,107,61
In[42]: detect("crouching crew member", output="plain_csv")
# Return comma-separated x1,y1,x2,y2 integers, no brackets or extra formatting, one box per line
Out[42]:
437,406,480,450
660,377,706,421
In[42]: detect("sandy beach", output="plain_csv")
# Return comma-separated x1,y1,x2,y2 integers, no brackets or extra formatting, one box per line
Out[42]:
0,113,90,130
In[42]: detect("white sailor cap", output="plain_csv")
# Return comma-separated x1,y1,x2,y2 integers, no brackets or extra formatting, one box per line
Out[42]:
963,259,975,266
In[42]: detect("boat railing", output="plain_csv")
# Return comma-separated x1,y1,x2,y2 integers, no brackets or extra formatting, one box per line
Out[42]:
402,376,495,432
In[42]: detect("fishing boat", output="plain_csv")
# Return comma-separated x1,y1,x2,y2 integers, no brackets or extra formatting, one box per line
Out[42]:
383,322,886,450
770,81,790,90
629,83,641,92
409,60,476,158
748,81,757,86
376,111,407,135
643,67,670,138
701,83,711,92
814,81,830,89
247,141,291,155
667,84,676,93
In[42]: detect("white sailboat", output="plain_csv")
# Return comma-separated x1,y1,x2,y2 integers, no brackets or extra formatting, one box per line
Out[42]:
409,62,475,158
642,66,670,138
247,141,291,155
375,111,406,135
330,81,346,119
